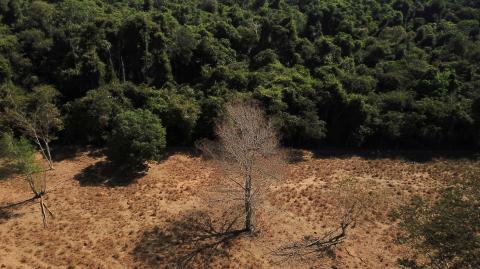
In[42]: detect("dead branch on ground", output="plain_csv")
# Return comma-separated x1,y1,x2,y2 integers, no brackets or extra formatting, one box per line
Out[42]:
272,205,357,263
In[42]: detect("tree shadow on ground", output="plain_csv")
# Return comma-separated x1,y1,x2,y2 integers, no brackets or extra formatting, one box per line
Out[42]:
0,165,17,180
0,208,22,222
132,211,245,268
73,148,200,187
311,148,480,163
73,160,146,187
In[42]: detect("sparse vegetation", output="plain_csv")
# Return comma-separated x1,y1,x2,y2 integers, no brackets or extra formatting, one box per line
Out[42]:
2,148,477,268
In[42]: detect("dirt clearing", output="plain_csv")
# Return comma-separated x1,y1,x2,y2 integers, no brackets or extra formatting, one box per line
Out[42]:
0,150,478,268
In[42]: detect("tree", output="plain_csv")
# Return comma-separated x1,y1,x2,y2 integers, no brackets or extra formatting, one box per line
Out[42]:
198,99,286,233
146,85,200,146
63,83,136,144
2,0,480,149
0,133,54,227
392,177,480,269
3,85,63,170
272,178,377,262
106,109,166,170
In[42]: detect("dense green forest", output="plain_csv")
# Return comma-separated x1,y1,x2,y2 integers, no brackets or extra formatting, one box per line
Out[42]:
1,0,480,149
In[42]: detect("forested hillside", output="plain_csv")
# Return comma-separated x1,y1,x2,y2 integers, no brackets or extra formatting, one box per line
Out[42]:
1,0,480,148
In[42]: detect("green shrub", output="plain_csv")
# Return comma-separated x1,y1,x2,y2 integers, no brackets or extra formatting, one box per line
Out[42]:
106,109,166,169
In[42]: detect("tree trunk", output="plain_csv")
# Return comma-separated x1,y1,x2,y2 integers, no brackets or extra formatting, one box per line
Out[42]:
42,136,54,170
143,32,149,83
120,55,126,82
69,39,77,66
32,130,52,170
244,174,253,232
107,47,118,81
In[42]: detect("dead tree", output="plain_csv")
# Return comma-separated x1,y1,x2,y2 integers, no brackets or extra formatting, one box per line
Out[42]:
4,85,63,170
198,99,286,233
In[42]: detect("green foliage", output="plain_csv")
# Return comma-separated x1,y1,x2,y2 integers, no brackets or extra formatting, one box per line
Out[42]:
1,84,63,143
0,132,39,174
473,97,480,146
146,85,200,146
0,0,479,149
0,55,11,83
252,64,327,145
106,109,166,169
30,85,64,135
63,82,142,144
393,178,480,269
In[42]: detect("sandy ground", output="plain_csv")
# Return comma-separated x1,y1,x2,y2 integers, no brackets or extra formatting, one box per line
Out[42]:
0,149,478,268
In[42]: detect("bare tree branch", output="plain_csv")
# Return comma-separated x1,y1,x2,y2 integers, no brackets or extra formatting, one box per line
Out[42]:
197,99,286,233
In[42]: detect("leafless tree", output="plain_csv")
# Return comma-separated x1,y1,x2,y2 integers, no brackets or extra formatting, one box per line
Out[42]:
197,99,286,233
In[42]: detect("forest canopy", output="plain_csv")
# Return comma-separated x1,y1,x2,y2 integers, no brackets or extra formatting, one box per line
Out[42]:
1,0,479,149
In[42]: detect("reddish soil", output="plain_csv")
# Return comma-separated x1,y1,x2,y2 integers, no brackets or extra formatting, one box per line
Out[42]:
0,149,478,268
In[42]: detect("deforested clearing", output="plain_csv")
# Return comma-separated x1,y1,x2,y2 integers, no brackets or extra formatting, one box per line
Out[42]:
1,149,477,268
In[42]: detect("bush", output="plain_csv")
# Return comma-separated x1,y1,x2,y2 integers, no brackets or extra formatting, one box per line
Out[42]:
106,109,166,169
392,178,480,269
